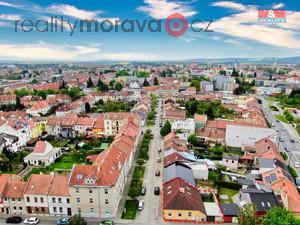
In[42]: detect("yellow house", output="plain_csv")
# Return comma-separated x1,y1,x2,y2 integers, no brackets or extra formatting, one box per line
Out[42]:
28,119,46,139
163,178,207,223
92,118,105,138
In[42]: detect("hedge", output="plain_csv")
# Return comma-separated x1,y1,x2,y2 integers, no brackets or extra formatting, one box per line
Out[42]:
215,181,241,190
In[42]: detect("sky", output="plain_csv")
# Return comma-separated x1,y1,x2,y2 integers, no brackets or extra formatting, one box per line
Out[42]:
0,0,300,61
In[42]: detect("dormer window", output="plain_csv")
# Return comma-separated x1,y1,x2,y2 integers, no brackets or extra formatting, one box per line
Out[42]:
85,177,95,184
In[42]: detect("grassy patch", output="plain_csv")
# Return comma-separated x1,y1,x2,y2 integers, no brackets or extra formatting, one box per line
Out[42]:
218,187,239,204
49,161,75,170
121,200,138,220
275,115,288,123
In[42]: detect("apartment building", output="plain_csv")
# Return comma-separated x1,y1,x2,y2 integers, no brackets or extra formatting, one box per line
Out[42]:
3,181,27,215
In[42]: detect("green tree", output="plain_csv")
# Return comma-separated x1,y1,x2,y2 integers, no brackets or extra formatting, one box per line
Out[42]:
59,80,67,90
85,102,91,113
238,204,261,225
31,79,38,84
115,82,123,91
188,133,198,146
68,87,80,100
143,78,150,87
231,68,240,77
160,120,172,137
97,78,109,91
263,207,300,225
16,96,24,110
153,77,159,85
87,76,94,88
68,214,87,225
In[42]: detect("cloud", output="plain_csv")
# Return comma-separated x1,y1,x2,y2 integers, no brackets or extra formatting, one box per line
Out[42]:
138,0,196,19
0,1,21,8
46,4,101,20
0,14,22,21
211,1,249,11
210,2,300,49
0,42,158,61
273,3,285,9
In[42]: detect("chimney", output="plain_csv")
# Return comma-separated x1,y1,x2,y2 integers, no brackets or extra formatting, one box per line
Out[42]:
179,187,185,193
128,116,134,124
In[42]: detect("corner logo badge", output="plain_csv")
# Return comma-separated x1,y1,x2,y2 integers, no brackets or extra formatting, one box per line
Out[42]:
258,10,286,23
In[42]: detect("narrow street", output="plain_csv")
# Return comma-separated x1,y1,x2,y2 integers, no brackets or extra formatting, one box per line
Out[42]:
135,98,163,225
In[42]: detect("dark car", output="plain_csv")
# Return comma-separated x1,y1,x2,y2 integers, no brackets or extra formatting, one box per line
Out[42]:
57,218,70,225
154,186,160,195
141,186,146,195
155,169,160,176
6,217,22,224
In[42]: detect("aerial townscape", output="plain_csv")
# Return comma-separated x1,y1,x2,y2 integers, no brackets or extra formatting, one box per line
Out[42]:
0,62,299,225
0,0,300,225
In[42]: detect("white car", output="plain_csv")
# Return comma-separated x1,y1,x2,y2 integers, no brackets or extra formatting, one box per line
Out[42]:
294,162,300,168
24,217,39,225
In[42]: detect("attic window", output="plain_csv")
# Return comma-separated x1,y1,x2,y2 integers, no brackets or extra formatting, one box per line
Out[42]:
77,174,83,180
261,202,265,207
85,178,95,184
167,186,172,189
267,202,271,207
167,191,172,195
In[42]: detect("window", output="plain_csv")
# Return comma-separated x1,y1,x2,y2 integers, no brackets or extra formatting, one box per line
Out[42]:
104,189,108,194
76,198,80,204
26,197,30,202
19,207,22,211
41,207,45,212
76,188,79,193
52,198,56,203
105,199,109,204
168,213,172,216
232,160,234,163
58,198,62,203
105,209,110,216
90,208,94,213
18,198,21,202
66,198,70,204
13,206,16,210
53,207,57,213
90,198,93,203
59,207,63,213
40,197,43,203
188,212,192,217
89,188,93,193
178,213,182,217
35,207,39,212
34,197,37,203
78,208,81,214
12,198,15,202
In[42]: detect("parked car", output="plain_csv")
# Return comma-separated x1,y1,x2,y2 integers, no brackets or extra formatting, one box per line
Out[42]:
99,220,114,225
24,218,39,225
57,218,70,225
155,169,160,176
154,186,160,195
157,157,161,163
294,162,300,168
138,200,144,211
5,216,22,224
291,139,296,143
158,148,161,153
141,186,146,195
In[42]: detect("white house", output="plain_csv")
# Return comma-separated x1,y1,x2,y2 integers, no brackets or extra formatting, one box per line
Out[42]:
24,141,62,166
48,176,72,216
171,118,195,139
222,153,239,171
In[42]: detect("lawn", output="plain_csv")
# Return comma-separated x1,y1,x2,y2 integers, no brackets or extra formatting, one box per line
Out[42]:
275,115,288,123
49,161,75,170
218,187,239,204
121,200,138,220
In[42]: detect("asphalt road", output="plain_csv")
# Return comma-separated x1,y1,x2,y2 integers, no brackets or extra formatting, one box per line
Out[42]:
258,95,300,175
134,98,163,225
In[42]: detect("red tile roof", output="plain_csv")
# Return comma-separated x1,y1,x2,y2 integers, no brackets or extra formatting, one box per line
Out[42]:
163,178,206,213
33,141,49,154
24,174,53,195
48,176,69,196
3,181,27,198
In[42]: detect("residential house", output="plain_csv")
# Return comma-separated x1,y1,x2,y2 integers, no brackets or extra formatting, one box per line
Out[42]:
48,176,72,216
92,117,105,138
26,101,51,117
221,203,239,223
24,141,61,166
3,180,27,215
24,174,53,216
222,153,240,171
171,119,195,140
164,162,195,186
74,117,95,136
163,178,207,223
0,95,16,106
56,105,72,117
